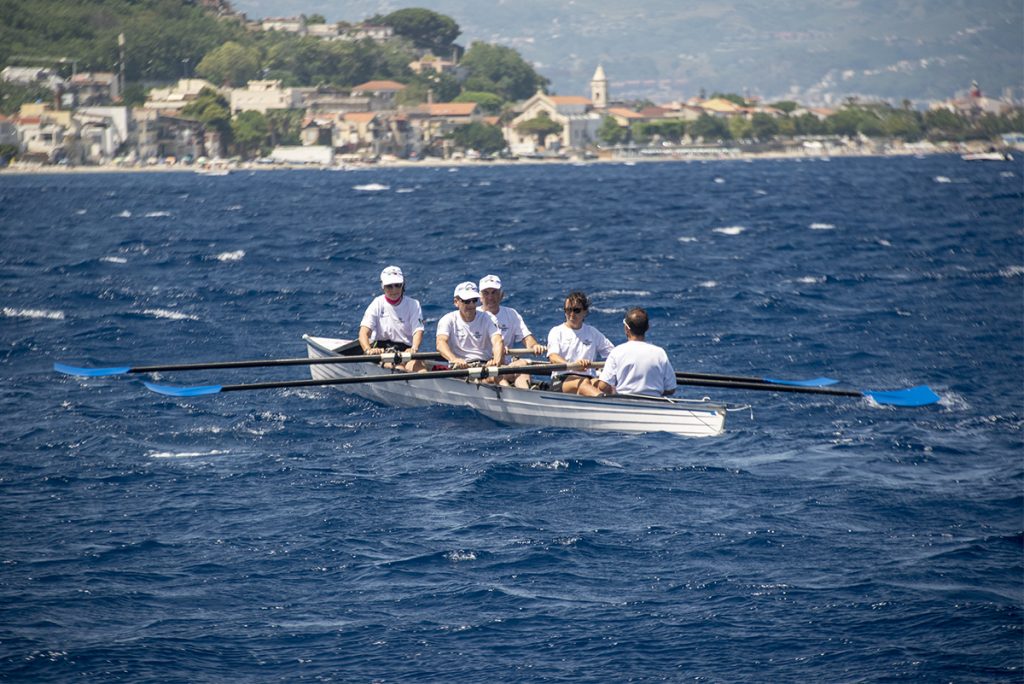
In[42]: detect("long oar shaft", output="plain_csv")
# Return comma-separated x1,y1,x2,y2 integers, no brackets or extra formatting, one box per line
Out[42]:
55,349,537,377
145,363,574,397
677,371,837,387
676,377,939,407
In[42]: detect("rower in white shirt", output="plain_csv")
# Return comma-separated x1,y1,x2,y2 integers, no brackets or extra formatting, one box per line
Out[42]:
478,274,546,389
436,282,505,380
546,291,614,397
358,265,426,372
597,308,677,397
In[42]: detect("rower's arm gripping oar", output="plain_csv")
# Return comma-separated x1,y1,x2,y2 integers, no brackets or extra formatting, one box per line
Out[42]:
143,362,576,398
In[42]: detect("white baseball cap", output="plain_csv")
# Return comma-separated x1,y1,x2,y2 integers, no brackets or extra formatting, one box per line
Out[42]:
453,281,480,300
380,265,404,286
478,274,502,291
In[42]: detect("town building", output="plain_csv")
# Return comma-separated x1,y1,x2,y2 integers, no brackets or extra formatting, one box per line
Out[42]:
505,92,602,155
230,80,304,114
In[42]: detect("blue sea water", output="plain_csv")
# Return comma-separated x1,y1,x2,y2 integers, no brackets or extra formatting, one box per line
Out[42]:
1,156,1021,681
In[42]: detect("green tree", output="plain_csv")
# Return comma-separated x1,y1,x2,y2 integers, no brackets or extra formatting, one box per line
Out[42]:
0,80,53,116
306,14,326,24
515,111,562,149
689,114,730,141
381,8,460,53
231,110,268,158
923,109,967,140
453,91,504,114
397,71,460,105
451,122,506,154
769,100,799,114
460,42,548,101
882,110,924,140
631,120,684,144
196,41,260,87
597,116,628,145
265,108,304,146
0,143,18,165
750,113,779,140
793,113,827,135
728,116,752,140
181,87,232,149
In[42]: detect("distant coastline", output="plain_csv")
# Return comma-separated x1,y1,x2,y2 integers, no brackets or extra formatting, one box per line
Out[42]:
1,143,983,175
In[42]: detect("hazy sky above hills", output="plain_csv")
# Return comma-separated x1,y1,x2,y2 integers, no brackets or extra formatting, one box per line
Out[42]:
230,0,1023,104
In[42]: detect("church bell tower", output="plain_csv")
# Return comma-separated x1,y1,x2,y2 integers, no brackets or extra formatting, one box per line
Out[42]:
590,65,608,109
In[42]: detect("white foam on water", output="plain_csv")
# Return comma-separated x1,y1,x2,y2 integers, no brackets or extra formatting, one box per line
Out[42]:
796,276,826,284
226,204,242,211
933,176,952,183
353,183,389,191
677,236,698,243
100,256,128,264
149,449,229,459
478,181,492,186
713,226,746,236
2,307,65,320
501,243,516,252
809,222,835,230
1000,171,1015,178
141,308,200,321
699,280,718,288
878,239,893,247
592,289,651,297
714,177,726,184
445,550,477,562
75,209,87,215
214,250,245,262
144,211,172,218
1000,265,1024,277
116,210,132,218
395,188,415,193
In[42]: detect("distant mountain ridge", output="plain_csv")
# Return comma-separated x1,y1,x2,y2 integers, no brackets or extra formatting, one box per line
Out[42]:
229,0,1023,104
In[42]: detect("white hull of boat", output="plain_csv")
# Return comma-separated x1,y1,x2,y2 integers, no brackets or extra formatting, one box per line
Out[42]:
961,151,1013,161
304,336,727,437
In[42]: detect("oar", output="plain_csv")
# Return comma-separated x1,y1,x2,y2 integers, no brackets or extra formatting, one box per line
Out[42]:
144,362,576,397
53,350,539,377
677,371,838,387
675,377,940,407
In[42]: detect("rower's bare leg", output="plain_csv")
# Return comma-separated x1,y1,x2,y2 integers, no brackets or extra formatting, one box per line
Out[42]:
575,378,604,397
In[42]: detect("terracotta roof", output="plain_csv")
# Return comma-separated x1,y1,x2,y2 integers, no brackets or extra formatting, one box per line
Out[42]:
701,98,744,113
343,112,377,123
17,116,41,125
351,80,407,93
482,116,500,126
607,107,645,119
549,95,592,106
418,102,478,117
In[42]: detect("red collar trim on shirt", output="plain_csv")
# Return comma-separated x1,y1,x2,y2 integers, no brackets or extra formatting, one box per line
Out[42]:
385,295,402,306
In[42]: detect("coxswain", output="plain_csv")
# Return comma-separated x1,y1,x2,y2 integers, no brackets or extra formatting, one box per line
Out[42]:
358,265,426,372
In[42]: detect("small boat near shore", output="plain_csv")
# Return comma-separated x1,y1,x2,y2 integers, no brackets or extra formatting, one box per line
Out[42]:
304,335,728,437
961,150,1014,161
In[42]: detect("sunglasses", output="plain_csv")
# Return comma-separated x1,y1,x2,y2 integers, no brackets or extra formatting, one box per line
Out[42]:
459,298,479,305
383,283,403,289
564,307,585,314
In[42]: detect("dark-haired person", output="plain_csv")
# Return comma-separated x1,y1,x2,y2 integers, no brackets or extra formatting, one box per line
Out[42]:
358,265,426,371
546,291,613,397
596,308,677,397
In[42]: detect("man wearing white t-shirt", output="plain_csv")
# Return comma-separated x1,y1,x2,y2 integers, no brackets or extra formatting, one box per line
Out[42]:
478,274,546,389
436,281,504,373
597,308,677,397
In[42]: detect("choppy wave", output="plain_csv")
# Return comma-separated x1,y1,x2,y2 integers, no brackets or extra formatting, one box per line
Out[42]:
149,449,229,459
2,307,65,320
809,222,835,230
999,266,1023,277
713,226,746,235
353,183,389,192
140,308,200,321
100,256,128,264
144,211,172,218
214,250,245,262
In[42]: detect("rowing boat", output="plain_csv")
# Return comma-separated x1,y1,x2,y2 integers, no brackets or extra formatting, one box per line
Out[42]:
304,335,728,437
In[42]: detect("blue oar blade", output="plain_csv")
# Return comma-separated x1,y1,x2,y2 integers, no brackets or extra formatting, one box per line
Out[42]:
54,362,132,377
144,381,223,397
863,385,941,407
763,376,839,387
